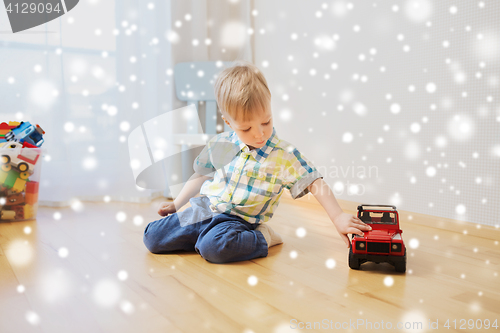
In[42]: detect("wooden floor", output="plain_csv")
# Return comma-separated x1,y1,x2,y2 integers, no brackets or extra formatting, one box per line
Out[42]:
1,193,499,333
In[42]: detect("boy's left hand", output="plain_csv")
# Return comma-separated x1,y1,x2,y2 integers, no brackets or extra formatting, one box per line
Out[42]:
332,213,372,248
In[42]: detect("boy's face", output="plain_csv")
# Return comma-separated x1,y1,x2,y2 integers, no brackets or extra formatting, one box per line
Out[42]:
222,108,274,150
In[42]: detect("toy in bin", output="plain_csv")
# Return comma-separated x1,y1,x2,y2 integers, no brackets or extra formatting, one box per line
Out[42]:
2,121,45,147
348,204,407,273
0,121,45,222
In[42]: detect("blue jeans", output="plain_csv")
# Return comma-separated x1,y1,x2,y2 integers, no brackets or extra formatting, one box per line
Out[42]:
143,197,269,264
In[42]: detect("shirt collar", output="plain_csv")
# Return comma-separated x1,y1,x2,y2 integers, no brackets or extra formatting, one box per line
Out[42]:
232,127,280,163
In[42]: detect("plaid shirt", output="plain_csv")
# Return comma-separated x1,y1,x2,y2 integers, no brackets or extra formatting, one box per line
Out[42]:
193,127,323,224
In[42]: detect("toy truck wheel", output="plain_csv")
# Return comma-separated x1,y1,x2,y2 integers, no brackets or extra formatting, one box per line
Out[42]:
18,163,29,172
394,249,406,273
1,155,10,164
348,246,360,270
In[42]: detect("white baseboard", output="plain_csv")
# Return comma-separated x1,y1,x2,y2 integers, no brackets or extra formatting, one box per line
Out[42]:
281,192,500,241
38,190,167,207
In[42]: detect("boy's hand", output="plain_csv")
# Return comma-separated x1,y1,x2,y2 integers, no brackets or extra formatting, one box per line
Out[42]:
332,213,372,248
158,202,177,217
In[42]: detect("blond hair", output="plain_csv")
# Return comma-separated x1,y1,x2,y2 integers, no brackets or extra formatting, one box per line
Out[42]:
214,60,271,123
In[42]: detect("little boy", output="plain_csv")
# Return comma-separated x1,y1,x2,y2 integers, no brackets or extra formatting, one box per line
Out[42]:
143,61,371,264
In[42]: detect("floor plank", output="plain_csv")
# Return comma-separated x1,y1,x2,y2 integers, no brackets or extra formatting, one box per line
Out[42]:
0,193,499,333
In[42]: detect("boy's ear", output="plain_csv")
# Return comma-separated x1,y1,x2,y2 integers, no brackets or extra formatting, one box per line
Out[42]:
221,115,232,129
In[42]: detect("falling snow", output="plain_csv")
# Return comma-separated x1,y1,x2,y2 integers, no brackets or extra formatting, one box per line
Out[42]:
0,2,498,330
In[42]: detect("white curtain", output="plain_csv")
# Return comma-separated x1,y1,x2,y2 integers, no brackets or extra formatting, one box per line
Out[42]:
0,0,253,206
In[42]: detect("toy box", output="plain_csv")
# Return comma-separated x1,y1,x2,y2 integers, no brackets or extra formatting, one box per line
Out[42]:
0,121,44,222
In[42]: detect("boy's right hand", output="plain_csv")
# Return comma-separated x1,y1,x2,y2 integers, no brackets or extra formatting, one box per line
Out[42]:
158,202,177,217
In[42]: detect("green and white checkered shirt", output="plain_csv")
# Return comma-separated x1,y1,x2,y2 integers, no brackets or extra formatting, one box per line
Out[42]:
193,127,323,224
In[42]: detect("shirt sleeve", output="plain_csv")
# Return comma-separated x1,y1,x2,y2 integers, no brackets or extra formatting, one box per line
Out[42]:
193,138,217,177
282,147,323,199
193,134,240,177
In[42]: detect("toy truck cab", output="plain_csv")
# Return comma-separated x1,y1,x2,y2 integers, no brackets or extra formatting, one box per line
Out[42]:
4,121,45,147
0,141,40,174
349,204,406,273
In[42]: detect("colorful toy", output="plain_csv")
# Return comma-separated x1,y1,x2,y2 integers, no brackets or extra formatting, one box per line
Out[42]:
0,141,40,174
11,205,24,219
23,203,34,219
4,121,45,147
0,168,27,192
0,122,20,143
349,204,406,273
0,210,15,220
5,191,24,206
25,181,39,206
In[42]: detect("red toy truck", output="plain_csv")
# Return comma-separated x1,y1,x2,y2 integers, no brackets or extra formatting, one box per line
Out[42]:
349,204,406,273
